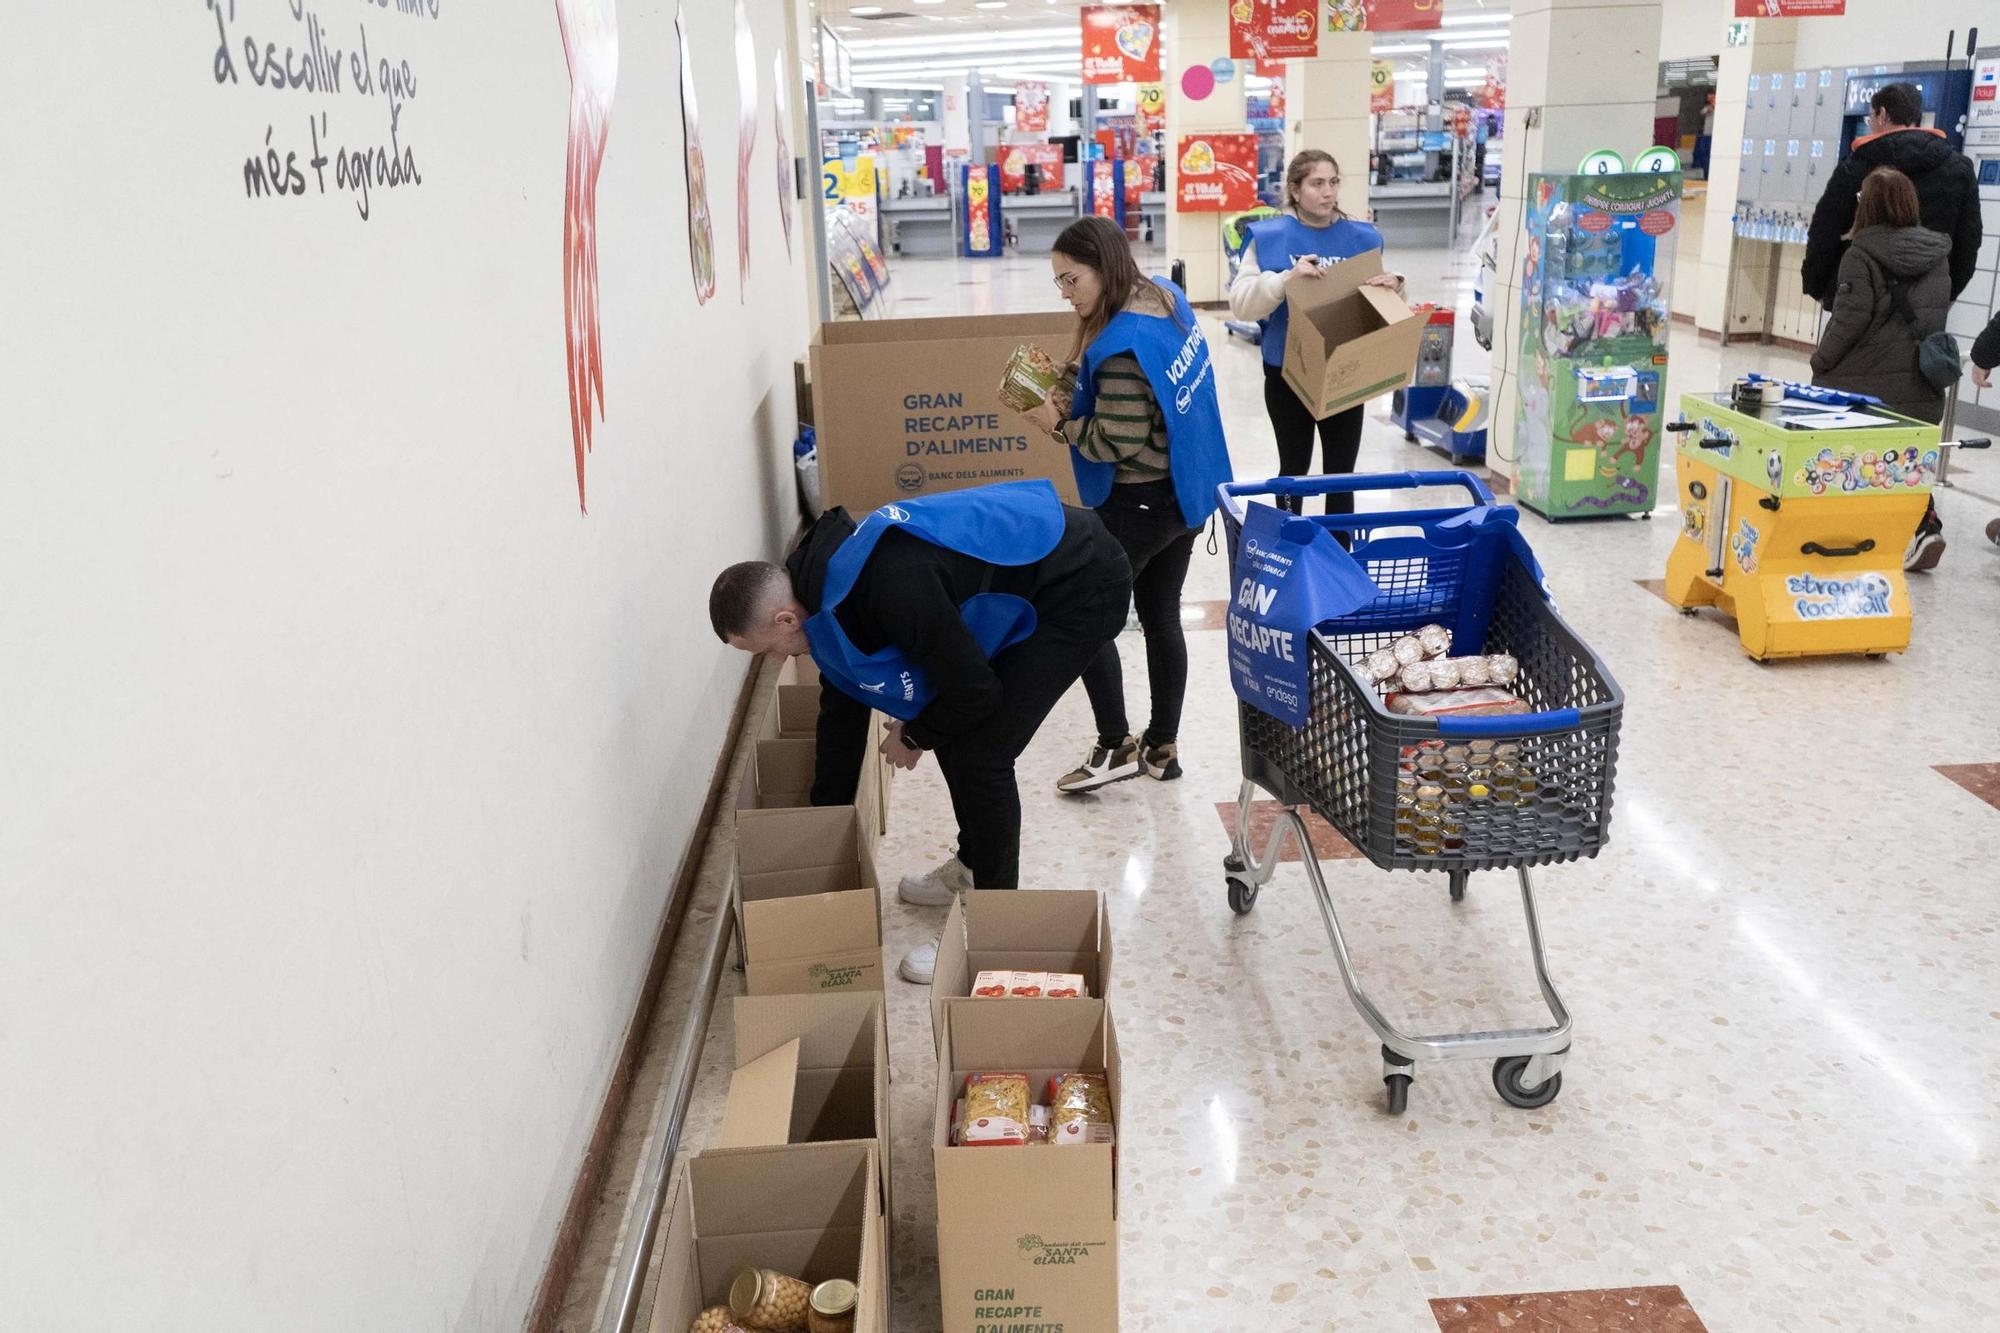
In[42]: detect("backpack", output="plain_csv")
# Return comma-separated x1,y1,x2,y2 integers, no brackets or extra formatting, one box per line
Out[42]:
1880,269,1963,393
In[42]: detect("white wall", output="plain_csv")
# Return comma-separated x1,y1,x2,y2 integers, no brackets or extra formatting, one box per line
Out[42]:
1659,0,1737,62
0,2,808,1330
1790,2,1995,67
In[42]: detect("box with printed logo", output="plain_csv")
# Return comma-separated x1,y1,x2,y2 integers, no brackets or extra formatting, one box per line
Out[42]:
735,803,884,996
929,889,1113,1049
931,1000,1121,1333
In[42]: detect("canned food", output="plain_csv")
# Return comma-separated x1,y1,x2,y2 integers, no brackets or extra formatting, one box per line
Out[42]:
808,1279,859,1333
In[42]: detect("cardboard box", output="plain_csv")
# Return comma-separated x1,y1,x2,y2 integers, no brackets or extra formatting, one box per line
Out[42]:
1281,247,1426,421
768,656,891,838
809,312,1085,516
932,1001,1121,1333
931,890,1114,1046
646,1142,888,1333
735,804,884,996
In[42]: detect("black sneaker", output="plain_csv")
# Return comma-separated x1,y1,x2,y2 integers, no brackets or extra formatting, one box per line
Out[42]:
1058,736,1141,793
1904,530,1946,572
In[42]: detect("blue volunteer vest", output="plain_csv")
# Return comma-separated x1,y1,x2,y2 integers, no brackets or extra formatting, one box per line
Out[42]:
802,480,1067,721
1246,215,1386,368
1069,277,1235,527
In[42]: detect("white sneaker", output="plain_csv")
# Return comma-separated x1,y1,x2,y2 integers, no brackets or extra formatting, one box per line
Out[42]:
1056,735,1140,794
898,855,972,906
899,936,940,985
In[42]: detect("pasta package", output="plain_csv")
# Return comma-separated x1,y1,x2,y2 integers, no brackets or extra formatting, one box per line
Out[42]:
996,344,1078,414
1046,1072,1115,1147
962,1073,1032,1146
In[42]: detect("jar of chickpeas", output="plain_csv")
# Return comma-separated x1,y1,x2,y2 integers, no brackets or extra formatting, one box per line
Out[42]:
688,1308,754,1333
807,1278,859,1333
728,1268,812,1333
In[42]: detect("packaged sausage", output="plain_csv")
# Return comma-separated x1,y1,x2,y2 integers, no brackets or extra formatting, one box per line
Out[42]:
1364,648,1402,683
961,1073,1032,1146
1417,624,1453,658
1398,661,1435,693
1384,688,1528,719
1455,655,1493,687
1046,1073,1115,1147
1487,653,1520,686
1391,634,1427,666
1428,657,1463,690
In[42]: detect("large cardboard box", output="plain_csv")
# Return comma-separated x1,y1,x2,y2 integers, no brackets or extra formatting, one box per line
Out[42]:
932,1001,1121,1333
722,992,894,1220
735,804,884,996
809,312,1084,516
770,655,892,838
646,1143,889,1333
1281,247,1426,420
930,890,1114,1046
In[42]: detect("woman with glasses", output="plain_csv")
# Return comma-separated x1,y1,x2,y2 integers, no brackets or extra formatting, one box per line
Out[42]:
1021,216,1233,793
1228,150,1406,515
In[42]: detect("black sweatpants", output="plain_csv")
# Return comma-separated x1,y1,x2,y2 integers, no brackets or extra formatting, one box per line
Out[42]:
1077,478,1198,748
1263,362,1365,517
936,541,1132,889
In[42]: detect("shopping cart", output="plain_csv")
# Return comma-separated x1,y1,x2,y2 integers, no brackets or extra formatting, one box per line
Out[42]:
1219,471,1624,1115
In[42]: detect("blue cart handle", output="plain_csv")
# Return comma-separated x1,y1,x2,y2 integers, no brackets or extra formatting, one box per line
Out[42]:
1436,707,1582,738
1222,470,1496,506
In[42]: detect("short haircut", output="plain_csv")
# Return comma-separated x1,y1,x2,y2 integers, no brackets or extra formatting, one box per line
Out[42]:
709,561,790,640
1870,83,1922,128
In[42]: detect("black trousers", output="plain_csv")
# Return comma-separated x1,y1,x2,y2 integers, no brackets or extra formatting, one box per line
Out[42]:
936,537,1132,890
1263,362,1365,517
1077,479,1198,748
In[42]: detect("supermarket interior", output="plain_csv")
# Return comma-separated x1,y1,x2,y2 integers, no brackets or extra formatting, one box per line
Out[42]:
10,1,2000,1331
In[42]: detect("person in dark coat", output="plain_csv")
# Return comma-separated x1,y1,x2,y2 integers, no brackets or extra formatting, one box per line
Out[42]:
1802,82,1982,309
1809,167,1955,571
1971,309,2000,550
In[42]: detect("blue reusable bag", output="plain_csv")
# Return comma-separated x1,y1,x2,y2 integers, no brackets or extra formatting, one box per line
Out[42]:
1226,502,1379,726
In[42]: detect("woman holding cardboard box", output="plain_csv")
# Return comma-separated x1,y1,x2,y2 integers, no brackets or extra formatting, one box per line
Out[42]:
1229,150,1406,517
1019,217,1234,794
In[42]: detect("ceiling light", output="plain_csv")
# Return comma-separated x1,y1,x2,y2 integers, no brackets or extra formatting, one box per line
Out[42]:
1371,42,1428,55
974,1,1009,8
1442,37,1509,50
1442,11,1511,24
914,0,945,4
851,4,883,14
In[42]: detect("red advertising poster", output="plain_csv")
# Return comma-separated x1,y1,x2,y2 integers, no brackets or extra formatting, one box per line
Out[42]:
999,144,1066,193
1089,161,1119,219
1269,76,1287,121
1015,81,1050,132
556,0,620,513
1231,1,1318,61
1176,133,1258,211
1082,5,1161,85
1326,0,1442,33
1733,0,1844,14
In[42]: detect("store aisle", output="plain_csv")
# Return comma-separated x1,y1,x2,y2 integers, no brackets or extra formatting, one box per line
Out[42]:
673,255,2000,1332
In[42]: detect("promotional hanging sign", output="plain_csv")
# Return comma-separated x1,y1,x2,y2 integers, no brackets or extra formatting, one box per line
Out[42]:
1370,60,1395,113
1136,83,1167,132
772,51,794,259
677,3,718,307
1230,1,1319,62
1733,1,1844,15
1015,81,1050,133
1087,159,1125,223
1176,133,1259,211
1000,144,1066,194
1227,503,1379,727
1327,0,1442,32
734,0,756,299
1082,5,1161,85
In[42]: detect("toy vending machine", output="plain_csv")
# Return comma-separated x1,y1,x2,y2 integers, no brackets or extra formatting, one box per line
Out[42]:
1514,163,1682,520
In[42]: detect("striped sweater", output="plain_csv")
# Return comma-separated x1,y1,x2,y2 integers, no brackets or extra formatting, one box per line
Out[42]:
1067,353,1169,483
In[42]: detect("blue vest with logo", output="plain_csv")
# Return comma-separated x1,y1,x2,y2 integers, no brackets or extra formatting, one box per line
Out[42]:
1247,215,1386,368
1068,278,1235,527
802,480,1067,721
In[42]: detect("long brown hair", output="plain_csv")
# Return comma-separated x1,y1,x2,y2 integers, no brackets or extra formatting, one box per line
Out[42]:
1854,166,1920,231
1284,149,1345,220
1052,215,1180,360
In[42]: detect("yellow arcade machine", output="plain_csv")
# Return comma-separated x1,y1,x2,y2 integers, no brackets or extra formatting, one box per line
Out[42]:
1664,378,1937,660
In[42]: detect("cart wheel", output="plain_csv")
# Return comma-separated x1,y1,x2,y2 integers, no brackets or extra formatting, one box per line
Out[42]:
1678,608,1699,618
1385,1074,1412,1116
1492,1055,1562,1109
1223,853,1247,874
1448,872,1468,903
1226,877,1259,915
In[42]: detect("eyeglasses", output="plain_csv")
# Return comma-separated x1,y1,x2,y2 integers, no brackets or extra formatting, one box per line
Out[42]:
1054,272,1083,293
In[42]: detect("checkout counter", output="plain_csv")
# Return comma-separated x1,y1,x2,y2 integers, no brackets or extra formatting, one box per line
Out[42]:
1664,380,1938,660
883,190,1087,257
